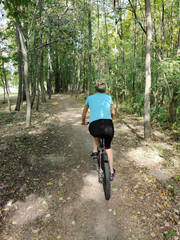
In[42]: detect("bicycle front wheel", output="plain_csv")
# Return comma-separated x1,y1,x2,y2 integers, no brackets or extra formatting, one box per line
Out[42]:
103,162,111,200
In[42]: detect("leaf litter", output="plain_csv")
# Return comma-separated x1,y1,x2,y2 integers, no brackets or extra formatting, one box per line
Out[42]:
0,95,179,239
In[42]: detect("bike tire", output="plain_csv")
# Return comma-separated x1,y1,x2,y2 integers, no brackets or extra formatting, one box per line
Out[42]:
103,161,111,200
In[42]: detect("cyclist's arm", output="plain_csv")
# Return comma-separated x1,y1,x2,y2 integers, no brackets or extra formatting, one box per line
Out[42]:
111,105,115,119
82,105,89,125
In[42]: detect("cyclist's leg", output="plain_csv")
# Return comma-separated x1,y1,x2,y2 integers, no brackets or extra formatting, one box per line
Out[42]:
106,148,113,173
92,136,98,153
89,120,101,155
104,120,114,173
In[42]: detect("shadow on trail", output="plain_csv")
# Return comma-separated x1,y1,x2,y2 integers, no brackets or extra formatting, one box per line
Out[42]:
0,95,125,240
1,94,178,240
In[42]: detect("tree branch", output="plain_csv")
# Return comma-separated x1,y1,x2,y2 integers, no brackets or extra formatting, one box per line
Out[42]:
128,0,146,34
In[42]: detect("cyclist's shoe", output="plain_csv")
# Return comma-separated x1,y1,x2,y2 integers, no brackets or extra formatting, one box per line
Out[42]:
91,152,98,159
110,169,116,181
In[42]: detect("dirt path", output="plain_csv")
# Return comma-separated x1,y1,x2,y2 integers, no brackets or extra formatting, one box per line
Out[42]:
0,94,179,240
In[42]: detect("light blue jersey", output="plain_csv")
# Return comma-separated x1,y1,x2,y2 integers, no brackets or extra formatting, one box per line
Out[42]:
85,93,113,123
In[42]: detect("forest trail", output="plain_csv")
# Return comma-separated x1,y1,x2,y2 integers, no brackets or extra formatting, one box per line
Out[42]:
0,94,179,240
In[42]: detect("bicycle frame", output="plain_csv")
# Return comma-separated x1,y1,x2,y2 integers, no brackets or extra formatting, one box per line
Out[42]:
97,138,111,200
86,122,111,200
98,138,109,166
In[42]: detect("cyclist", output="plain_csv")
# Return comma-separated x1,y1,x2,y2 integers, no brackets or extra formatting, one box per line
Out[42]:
82,80,115,181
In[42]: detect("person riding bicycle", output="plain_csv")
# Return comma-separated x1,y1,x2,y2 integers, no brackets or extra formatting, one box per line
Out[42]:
82,80,115,181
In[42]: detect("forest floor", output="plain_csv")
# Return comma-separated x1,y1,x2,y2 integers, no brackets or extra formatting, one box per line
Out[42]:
0,94,180,240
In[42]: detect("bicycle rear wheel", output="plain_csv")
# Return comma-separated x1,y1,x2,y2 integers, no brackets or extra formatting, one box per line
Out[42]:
102,158,111,200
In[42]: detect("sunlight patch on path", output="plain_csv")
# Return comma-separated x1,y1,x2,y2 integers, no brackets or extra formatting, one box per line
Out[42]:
6,194,51,226
80,171,104,202
127,146,163,167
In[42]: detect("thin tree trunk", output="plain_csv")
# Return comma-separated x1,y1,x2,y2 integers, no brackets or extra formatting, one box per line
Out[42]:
36,80,40,111
1,55,11,111
103,0,111,90
169,88,178,123
97,0,101,77
114,0,118,114
47,42,52,99
31,1,38,108
76,44,83,96
129,0,172,102
161,0,165,57
87,0,92,97
144,0,152,139
71,41,76,95
118,0,126,101
0,73,6,102
15,28,23,111
39,46,46,102
16,22,31,127
82,52,86,92
39,0,46,103
177,1,180,57
76,12,85,96
132,19,137,101
54,42,60,93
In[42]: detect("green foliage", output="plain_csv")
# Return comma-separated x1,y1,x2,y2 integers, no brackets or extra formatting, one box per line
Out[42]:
1,0,33,20
165,230,176,238
133,93,144,116
0,0,179,128
151,106,168,122
161,58,180,84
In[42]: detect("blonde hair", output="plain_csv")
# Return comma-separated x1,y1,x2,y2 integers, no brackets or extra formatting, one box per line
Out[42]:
95,80,107,93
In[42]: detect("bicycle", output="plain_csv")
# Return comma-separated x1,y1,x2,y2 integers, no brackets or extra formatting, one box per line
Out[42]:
97,137,111,200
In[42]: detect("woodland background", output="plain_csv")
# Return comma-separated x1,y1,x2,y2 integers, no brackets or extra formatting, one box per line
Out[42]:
0,1,180,239
0,0,179,136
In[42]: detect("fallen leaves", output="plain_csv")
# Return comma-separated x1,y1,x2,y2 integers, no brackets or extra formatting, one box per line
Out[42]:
134,184,140,189
47,182,53,186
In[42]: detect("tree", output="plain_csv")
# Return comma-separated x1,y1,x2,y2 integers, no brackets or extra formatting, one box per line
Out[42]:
15,28,23,111
0,48,11,111
144,0,152,139
16,21,32,127
87,0,92,97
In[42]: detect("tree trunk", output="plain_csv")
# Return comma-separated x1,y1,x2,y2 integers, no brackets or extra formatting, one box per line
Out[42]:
118,0,126,101
76,44,83,96
17,22,31,127
39,0,46,103
71,42,76,95
97,0,101,77
161,0,165,57
47,42,52,99
87,0,92,97
177,1,180,57
103,0,111,91
1,55,11,111
0,47,11,112
0,73,6,102
169,88,178,123
132,19,137,101
144,0,152,139
114,0,118,114
54,42,60,93
39,46,46,102
36,79,40,111
15,28,23,111
31,1,38,108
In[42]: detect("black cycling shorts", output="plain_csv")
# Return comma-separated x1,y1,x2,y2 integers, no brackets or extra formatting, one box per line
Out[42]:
89,119,114,149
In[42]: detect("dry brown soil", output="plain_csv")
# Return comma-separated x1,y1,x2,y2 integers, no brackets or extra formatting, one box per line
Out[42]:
0,94,179,240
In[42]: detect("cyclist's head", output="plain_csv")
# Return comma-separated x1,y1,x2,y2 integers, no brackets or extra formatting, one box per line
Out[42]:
95,79,107,93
